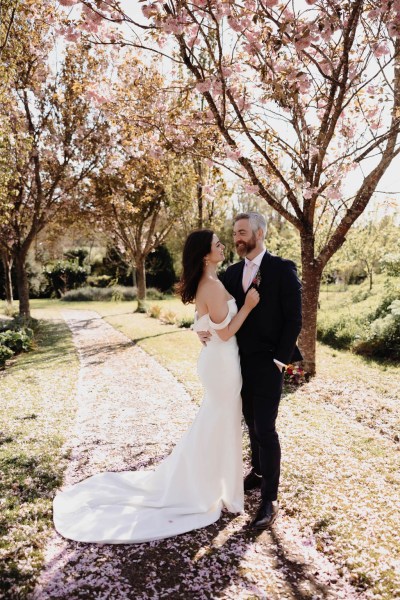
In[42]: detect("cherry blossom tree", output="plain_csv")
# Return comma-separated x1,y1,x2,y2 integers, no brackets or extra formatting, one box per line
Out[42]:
0,1,111,318
56,1,400,372
140,0,400,374
88,52,203,310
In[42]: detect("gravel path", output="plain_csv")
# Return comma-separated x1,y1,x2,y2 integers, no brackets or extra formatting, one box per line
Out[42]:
32,310,363,600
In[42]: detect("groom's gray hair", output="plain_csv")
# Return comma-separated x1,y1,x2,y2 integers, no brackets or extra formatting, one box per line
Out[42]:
234,212,266,238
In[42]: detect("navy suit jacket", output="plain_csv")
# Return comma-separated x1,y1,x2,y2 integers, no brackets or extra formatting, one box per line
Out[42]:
221,251,303,364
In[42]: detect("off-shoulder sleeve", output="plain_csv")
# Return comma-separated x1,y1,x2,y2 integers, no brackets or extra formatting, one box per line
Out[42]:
209,310,232,330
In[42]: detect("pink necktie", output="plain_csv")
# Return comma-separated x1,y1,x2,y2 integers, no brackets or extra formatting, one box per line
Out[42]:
243,261,254,291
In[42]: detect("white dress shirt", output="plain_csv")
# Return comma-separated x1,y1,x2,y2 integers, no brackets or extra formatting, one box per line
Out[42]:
242,249,287,372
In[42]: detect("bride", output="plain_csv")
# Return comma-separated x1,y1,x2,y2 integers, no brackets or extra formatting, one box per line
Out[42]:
53,229,259,543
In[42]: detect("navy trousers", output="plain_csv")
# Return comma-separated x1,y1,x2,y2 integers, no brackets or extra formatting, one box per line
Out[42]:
240,353,284,501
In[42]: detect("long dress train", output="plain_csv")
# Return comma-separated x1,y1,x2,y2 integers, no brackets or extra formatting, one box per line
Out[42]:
53,299,244,543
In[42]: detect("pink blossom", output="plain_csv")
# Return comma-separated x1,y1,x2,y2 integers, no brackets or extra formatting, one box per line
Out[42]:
64,27,80,42
244,183,259,193
387,21,400,37
202,184,215,199
162,15,184,35
225,147,242,160
227,17,242,33
372,43,389,58
58,0,79,5
195,80,212,93
142,4,159,19
295,36,311,51
326,187,341,200
303,187,316,199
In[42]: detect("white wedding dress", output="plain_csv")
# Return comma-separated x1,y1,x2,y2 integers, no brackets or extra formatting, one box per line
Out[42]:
53,299,244,543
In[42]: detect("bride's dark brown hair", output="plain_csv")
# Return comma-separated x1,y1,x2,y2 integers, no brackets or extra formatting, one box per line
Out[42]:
177,229,214,304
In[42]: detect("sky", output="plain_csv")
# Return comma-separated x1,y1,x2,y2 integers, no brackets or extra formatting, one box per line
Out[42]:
119,1,399,220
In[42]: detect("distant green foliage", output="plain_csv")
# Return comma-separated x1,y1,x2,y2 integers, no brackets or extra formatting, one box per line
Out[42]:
87,275,113,288
350,289,371,303
63,248,89,266
380,253,400,277
43,260,89,298
369,284,399,320
146,244,176,292
318,282,400,360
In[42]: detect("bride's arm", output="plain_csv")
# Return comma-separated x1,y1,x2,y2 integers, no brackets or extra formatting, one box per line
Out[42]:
207,284,259,342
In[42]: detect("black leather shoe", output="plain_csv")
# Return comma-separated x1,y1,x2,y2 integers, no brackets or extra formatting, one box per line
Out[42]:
249,500,279,530
244,470,262,492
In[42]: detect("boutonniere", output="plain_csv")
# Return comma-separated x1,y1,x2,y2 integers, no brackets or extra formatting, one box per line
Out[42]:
252,269,261,289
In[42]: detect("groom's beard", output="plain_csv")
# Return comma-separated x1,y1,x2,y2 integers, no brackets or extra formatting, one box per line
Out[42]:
235,234,257,258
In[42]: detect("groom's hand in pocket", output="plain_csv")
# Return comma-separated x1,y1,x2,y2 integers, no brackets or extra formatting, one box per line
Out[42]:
273,359,286,373
197,331,211,346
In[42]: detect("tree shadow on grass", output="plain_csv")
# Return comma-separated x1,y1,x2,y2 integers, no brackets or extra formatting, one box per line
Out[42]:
6,321,75,373
69,332,182,368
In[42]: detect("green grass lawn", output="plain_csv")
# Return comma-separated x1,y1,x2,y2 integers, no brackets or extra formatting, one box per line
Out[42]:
1,296,399,598
0,312,79,598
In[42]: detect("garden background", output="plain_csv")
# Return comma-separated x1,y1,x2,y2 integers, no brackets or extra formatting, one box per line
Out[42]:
1,1,399,599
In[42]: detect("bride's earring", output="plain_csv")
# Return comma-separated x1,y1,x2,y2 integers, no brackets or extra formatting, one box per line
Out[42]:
204,258,209,267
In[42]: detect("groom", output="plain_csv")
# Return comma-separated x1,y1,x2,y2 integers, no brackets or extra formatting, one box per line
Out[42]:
200,212,302,529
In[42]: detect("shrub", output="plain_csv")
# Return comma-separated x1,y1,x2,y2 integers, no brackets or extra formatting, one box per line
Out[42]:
351,289,371,303
145,245,176,292
317,316,360,350
43,260,89,298
354,299,400,360
380,253,400,277
146,288,165,300
147,305,162,319
0,344,14,369
177,316,194,328
369,284,399,320
111,287,123,302
161,310,177,325
87,275,113,288
0,329,34,353
0,318,35,368
61,286,137,302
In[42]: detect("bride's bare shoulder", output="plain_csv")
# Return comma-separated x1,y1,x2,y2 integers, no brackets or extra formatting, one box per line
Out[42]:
199,278,225,293
197,279,225,305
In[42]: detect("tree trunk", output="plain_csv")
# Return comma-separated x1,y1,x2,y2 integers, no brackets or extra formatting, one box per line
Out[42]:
369,269,373,291
135,256,147,313
15,252,30,320
197,180,203,229
298,236,323,376
1,250,14,306
196,164,203,229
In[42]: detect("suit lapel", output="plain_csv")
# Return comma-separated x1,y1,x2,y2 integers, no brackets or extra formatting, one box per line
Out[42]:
233,260,246,305
260,250,272,272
